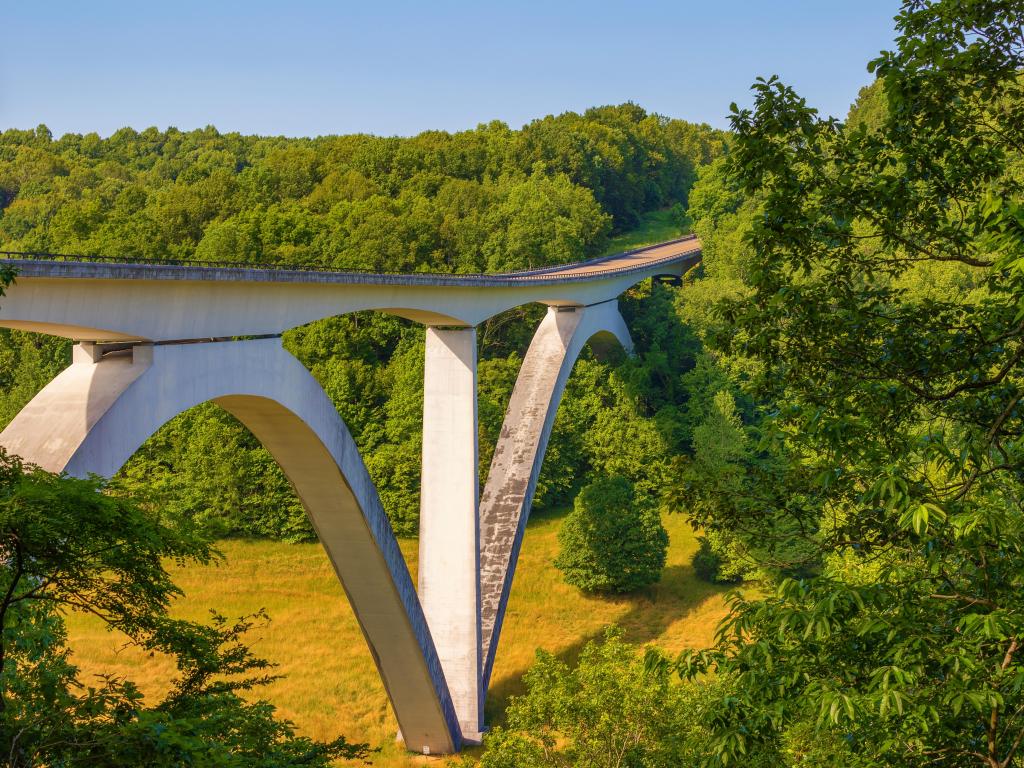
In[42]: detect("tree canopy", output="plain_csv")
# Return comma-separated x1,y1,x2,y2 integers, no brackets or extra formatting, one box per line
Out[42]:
555,475,668,594
672,1,1024,765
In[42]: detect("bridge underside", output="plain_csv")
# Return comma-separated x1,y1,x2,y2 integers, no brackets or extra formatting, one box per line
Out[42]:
0,238,699,753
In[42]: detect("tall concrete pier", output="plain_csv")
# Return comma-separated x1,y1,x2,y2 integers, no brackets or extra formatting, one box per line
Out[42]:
0,235,701,753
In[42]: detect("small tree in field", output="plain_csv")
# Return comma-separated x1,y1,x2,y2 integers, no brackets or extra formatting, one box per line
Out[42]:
555,475,668,593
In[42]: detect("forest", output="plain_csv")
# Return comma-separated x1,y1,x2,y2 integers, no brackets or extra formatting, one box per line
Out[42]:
5,0,1024,766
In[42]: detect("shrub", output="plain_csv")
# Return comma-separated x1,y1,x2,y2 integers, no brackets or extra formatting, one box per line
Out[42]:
480,630,685,768
555,475,668,593
480,630,780,768
691,534,744,584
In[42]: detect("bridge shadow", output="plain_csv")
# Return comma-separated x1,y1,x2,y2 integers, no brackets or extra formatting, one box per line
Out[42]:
483,559,732,725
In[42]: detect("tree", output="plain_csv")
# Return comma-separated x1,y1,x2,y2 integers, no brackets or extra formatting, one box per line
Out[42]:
676,2,1024,766
480,630,708,768
555,475,667,594
0,450,368,766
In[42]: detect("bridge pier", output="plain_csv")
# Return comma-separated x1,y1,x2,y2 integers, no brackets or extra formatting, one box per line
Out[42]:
418,326,484,740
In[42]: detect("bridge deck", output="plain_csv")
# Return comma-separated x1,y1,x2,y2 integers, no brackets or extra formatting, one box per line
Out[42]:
0,235,701,338
0,235,701,287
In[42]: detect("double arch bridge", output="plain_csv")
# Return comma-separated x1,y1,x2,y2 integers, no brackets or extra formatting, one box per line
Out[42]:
0,235,701,754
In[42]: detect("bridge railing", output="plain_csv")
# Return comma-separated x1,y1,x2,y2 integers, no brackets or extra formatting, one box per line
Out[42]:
0,235,699,283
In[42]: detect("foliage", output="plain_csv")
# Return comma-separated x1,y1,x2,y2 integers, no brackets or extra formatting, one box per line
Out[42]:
675,2,1024,766
600,206,690,255
0,106,723,263
555,476,668,594
480,630,706,768
691,534,741,585
113,404,312,541
0,449,368,766
670,387,819,582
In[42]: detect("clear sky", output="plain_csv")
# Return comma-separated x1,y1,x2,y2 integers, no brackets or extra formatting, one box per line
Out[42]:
2,0,903,138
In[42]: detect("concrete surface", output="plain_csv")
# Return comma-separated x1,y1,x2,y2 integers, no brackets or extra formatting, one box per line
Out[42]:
0,237,700,341
418,327,483,739
477,302,632,688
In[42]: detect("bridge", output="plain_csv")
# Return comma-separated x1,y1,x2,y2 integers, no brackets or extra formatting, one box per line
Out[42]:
0,235,701,754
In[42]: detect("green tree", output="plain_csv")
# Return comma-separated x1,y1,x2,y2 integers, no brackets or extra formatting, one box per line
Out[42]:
481,630,791,768
555,475,667,594
676,2,1024,766
481,631,698,768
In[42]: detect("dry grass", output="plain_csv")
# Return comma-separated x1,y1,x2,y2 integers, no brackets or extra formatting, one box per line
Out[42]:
65,509,731,766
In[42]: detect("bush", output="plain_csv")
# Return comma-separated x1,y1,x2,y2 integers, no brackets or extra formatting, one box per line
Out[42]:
480,629,780,768
691,535,724,583
555,475,668,593
691,534,743,584
480,630,685,768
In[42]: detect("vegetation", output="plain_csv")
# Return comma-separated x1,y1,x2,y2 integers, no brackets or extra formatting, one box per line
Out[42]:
668,1,1024,766
481,631,861,768
0,104,724,540
600,205,690,255
0,451,368,767
555,475,668,594
480,630,706,768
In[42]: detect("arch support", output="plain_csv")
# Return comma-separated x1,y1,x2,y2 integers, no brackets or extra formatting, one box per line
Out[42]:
0,337,462,755
478,302,632,688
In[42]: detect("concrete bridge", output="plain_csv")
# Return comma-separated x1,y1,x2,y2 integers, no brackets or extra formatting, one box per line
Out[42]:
0,235,701,754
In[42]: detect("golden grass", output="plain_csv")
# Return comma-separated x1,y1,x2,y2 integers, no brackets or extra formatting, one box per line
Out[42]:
65,509,731,766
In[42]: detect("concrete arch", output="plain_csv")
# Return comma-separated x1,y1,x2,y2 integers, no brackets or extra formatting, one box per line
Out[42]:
478,301,633,687
0,337,462,755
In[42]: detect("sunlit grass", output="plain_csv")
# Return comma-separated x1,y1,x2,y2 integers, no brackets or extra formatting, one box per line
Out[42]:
66,510,730,766
602,207,690,255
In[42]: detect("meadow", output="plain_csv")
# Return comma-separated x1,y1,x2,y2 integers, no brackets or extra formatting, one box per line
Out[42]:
65,508,730,766
601,207,689,255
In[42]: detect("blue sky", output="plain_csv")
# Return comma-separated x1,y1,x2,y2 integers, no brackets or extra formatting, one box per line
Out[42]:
2,1,903,138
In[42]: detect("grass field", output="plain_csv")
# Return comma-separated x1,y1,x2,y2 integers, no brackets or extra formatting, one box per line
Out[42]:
65,508,731,766
602,207,690,255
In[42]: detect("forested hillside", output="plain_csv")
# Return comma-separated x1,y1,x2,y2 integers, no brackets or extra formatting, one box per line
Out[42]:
0,105,726,538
